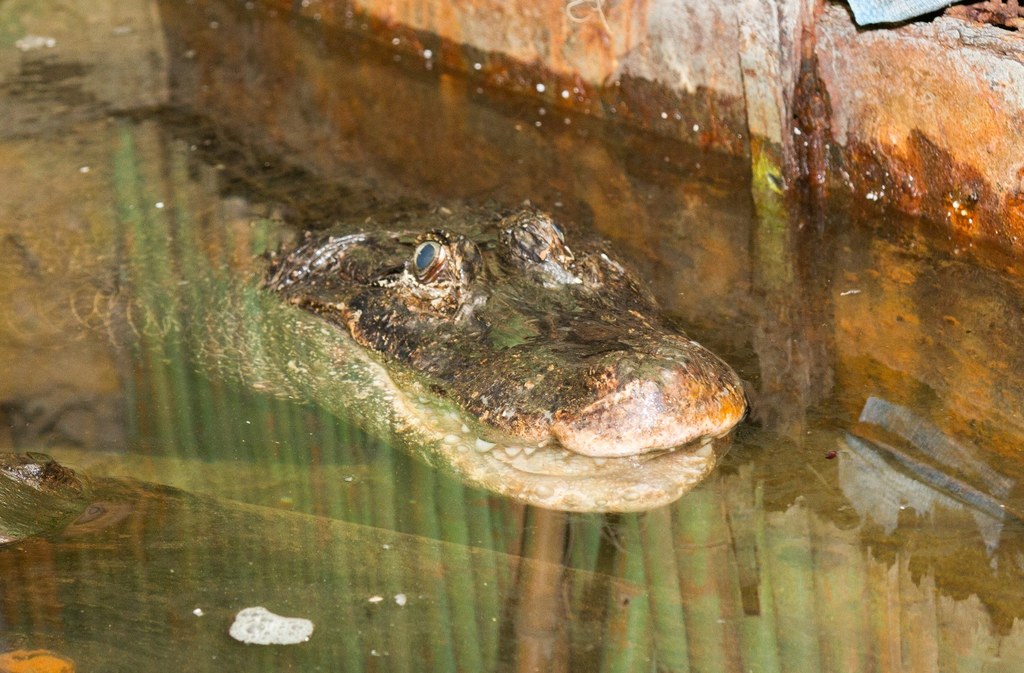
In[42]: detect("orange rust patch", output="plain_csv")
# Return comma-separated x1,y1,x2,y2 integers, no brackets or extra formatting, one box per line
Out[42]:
0,650,75,673
946,1,1024,29
840,130,1024,265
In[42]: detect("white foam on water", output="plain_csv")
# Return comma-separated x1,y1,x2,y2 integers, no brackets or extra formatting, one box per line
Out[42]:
229,606,314,645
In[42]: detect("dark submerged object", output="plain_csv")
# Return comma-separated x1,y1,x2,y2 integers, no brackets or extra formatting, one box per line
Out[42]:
0,452,89,544
268,207,746,463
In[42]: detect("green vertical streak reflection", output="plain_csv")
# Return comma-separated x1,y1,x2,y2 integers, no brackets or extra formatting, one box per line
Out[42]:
567,513,604,620
674,484,736,673
764,492,821,672
601,515,651,673
409,460,457,673
111,123,176,455
641,507,690,673
812,516,870,673
435,478,485,672
742,481,783,673
457,490,501,668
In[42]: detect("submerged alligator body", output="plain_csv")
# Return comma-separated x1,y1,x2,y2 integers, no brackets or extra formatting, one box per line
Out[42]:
267,206,747,510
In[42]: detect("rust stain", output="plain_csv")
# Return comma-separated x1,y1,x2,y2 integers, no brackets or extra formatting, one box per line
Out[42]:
817,8,1024,264
792,54,831,212
946,1,1024,29
0,651,75,673
839,128,1024,274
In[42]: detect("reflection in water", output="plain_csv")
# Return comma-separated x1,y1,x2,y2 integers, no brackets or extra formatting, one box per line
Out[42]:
513,508,569,672
842,433,1012,560
3,0,1024,670
0,470,638,672
859,396,1015,500
850,396,1018,538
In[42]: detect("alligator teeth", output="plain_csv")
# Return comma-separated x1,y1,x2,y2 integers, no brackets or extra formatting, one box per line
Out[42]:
474,438,496,452
504,446,521,457
523,446,536,456
443,434,461,445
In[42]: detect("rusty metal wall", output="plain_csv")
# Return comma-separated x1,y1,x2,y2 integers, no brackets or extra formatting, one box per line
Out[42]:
259,0,1024,259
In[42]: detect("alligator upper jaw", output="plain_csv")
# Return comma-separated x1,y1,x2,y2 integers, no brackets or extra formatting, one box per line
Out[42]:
528,342,749,458
550,376,747,458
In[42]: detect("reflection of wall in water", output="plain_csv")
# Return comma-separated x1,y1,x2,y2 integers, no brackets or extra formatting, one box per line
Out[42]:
833,226,1024,478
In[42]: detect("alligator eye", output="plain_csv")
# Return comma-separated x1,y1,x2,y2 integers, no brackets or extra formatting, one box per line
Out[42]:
413,240,446,281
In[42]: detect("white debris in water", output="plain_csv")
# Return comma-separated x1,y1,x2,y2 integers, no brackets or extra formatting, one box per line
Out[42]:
394,593,408,606
193,607,204,617
368,595,384,603
229,607,314,645
15,35,56,51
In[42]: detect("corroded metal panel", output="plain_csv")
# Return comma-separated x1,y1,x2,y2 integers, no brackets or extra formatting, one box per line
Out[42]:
818,5,1024,253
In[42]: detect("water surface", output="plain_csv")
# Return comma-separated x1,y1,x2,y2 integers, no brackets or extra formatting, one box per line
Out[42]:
2,1,1024,671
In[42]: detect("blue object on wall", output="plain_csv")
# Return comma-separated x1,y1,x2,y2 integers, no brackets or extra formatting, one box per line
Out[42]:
846,0,958,24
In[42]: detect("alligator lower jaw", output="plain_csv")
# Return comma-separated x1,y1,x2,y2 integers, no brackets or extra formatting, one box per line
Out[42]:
350,343,734,512
425,432,731,513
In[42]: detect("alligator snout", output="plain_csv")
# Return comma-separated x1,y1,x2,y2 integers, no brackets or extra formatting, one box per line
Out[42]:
550,342,747,457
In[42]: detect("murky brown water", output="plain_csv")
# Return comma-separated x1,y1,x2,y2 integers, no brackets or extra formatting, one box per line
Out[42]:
3,1,1024,671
